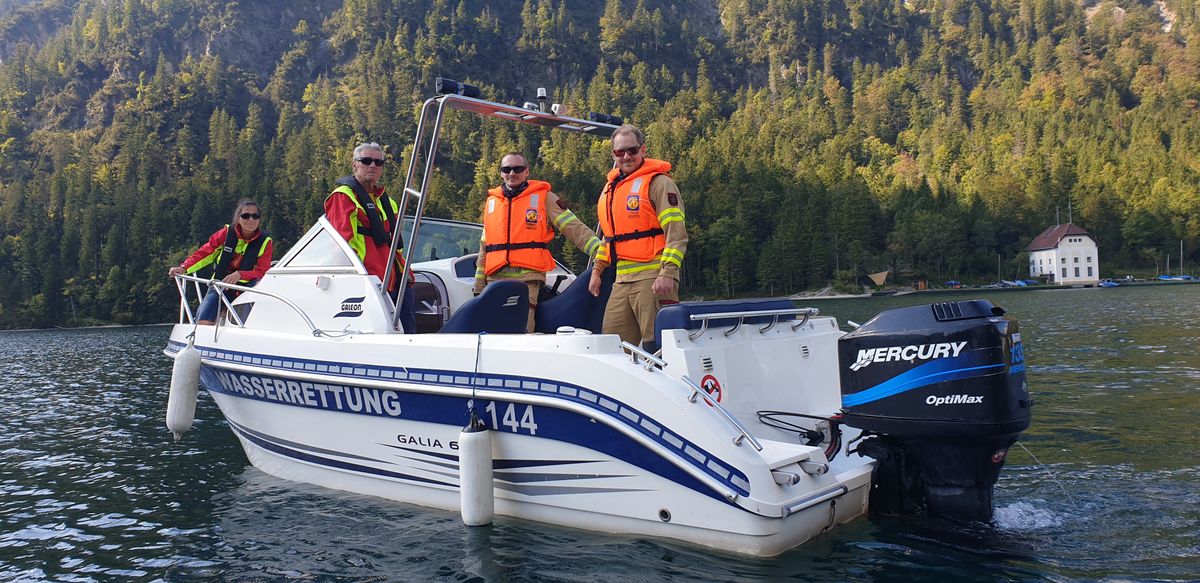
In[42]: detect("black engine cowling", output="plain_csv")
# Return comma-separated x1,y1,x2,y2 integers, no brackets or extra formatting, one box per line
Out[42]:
838,299,1032,522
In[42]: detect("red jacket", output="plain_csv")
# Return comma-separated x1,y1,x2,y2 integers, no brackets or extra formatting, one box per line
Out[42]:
325,186,411,291
181,225,273,282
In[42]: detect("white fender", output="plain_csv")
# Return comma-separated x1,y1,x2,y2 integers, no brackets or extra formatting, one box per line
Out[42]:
459,418,494,526
166,339,201,441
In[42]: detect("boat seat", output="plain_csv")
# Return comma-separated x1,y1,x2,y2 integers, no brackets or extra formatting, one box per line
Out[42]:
534,265,614,334
654,298,798,347
439,280,529,334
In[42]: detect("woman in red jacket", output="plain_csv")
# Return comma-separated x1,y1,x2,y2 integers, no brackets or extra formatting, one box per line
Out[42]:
168,199,273,324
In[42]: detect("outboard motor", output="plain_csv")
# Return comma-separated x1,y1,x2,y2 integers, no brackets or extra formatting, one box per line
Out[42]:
839,300,1032,522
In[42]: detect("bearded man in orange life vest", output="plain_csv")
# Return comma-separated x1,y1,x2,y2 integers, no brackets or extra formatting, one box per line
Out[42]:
587,125,688,351
474,151,603,333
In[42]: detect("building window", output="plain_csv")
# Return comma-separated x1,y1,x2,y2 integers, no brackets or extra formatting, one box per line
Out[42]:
1074,256,1079,263
1087,256,1092,263
1061,257,1066,264
1088,266,1093,276
1062,268,1067,278
1075,267,1080,277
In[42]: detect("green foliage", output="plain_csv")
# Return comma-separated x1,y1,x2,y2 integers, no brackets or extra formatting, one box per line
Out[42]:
1,0,1198,328
832,270,862,296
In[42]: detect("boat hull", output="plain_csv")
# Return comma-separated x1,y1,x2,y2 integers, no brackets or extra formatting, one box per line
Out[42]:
171,327,871,557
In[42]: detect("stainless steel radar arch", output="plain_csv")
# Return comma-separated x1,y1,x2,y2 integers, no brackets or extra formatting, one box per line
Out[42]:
382,87,621,332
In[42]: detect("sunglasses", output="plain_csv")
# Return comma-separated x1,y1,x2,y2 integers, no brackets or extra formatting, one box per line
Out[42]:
355,157,386,166
240,213,261,220
612,145,641,158
500,166,527,174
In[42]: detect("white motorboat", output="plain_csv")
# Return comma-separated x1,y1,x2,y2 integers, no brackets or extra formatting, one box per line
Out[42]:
164,84,1031,556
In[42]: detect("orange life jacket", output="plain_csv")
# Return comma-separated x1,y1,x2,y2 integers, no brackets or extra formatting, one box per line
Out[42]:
483,180,556,275
597,158,672,263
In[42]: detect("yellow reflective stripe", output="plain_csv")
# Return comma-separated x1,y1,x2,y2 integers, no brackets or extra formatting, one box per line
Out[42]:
348,229,367,261
581,236,602,257
596,246,610,263
186,252,217,275
661,247,684,268
615,256,662,275
552,210,580,230
492,266,542,278
616,261,661,275
474,265,485,278
257,237,272,256
657,207,684,224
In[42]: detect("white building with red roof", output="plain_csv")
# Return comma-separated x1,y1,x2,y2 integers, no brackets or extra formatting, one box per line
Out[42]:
1027,223,1099,285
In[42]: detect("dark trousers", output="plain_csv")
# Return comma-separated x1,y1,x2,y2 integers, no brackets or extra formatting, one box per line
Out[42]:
197,280,256,322
390,286,417,334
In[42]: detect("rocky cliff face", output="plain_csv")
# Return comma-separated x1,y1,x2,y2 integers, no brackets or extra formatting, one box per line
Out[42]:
0,0,74,61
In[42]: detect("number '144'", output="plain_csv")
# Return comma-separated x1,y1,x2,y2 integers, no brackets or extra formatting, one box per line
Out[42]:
485,401,538,435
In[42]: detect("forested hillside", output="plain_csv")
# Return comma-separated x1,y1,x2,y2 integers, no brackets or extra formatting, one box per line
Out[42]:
1,0,1197,328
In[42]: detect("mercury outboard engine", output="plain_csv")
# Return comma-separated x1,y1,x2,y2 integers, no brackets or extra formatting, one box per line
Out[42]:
839,300,1032,522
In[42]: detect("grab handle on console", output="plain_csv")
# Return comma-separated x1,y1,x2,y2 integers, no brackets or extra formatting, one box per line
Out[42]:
687,307,820,340
681,375,763,451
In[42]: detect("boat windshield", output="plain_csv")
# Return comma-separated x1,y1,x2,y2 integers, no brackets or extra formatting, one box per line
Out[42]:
403,217,481,263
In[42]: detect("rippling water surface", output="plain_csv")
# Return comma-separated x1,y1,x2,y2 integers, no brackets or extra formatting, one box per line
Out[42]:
1,284,1197,581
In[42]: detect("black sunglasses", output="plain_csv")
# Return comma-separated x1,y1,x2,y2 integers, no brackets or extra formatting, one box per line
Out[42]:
240,213,261,220
355,157,386,166
612,145,641,158
500,165,527,174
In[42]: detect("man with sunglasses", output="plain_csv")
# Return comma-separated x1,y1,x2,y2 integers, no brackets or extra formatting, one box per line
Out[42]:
474,151,603,332
324,142,416,334
587,125,687,352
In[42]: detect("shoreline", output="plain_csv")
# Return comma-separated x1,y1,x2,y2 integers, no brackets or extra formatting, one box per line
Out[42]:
0,322,173,333
789,278,1200,300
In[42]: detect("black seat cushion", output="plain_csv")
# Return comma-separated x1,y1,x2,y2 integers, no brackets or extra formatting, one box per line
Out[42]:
439,280,529,334
534,267,614,334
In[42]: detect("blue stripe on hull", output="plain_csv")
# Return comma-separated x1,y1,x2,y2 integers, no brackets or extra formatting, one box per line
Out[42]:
227,409,673,499
227,419,457,488
193,358,743,503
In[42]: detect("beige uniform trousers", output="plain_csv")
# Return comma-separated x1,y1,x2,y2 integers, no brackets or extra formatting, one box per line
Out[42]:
603,277,679,346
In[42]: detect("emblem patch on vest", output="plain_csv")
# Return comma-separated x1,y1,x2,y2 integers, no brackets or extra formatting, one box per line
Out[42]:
668,192,678,206
631,178,644,193
487,199,496,213
525,208,539,224
626,195,640,211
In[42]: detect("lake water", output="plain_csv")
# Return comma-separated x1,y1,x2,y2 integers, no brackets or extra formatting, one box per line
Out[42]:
1,284,1197,581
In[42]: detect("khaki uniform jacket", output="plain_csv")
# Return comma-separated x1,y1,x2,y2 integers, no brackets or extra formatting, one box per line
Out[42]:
474,189,602,292
593,173,688,283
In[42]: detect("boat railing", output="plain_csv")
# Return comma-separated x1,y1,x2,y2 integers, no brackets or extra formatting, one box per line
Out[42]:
681,374,764,452
173,274,324,337
389,91,620,332
619,342,762,450
687,307,820,340
620,341,666,370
